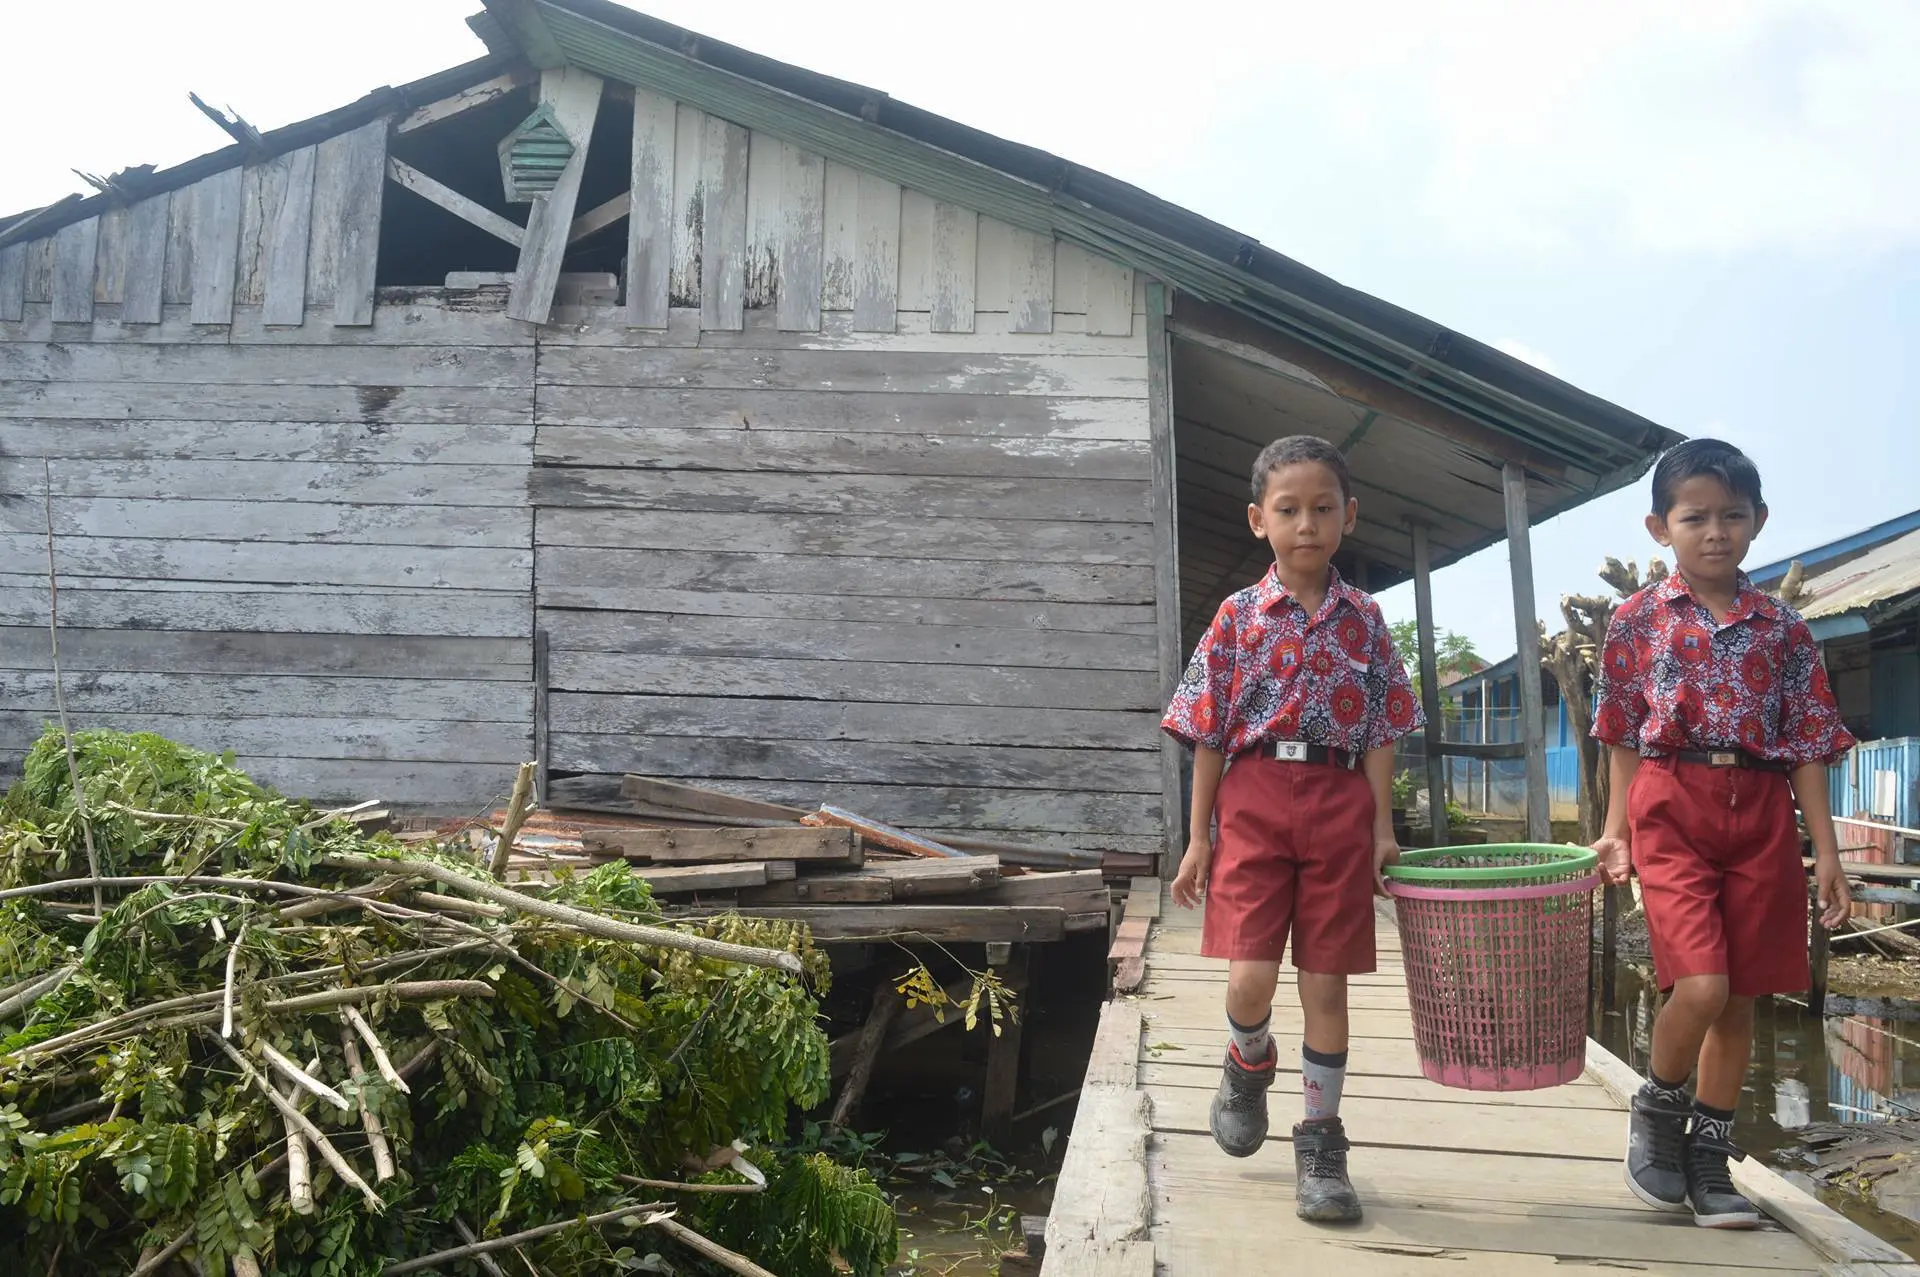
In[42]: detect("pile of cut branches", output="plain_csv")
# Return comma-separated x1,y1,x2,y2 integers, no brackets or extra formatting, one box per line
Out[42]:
0,728,895,1276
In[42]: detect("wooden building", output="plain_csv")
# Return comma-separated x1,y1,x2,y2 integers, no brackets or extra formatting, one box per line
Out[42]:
0,0,1681,862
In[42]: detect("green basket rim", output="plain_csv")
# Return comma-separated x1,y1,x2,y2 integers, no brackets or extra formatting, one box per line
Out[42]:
1383,843,1599,883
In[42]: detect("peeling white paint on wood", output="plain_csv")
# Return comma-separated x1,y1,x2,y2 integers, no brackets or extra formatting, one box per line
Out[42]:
91,207,127,306
669,102,705,308
853,171,901,332
119,194,170,324
52,217,99,324
774,142,824,332
625,88,676,328
263,146,317,325
0,244,25,322
189,167,245,325
821,159,859,312
698,113,749,331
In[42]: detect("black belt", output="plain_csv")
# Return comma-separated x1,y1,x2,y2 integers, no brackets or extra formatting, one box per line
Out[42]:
1668,749,1791,774
1245,740,1360,769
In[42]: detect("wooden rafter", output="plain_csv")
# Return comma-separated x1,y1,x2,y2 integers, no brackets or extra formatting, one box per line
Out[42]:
385,157,525,247
396,70,532,135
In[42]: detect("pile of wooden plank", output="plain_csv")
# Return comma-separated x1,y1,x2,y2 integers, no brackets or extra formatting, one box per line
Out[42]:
447,774,1119,946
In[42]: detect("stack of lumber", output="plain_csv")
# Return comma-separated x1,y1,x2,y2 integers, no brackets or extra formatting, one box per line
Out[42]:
446,775,1117,946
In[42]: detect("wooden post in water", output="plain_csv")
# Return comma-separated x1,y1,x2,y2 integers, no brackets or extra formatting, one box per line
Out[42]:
982,944,1030,1150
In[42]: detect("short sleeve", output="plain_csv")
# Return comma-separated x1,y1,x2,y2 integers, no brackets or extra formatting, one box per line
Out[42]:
1361,607,1424,751
1162,600,1237,750
1777,617,1856,766
1591,609,1649,749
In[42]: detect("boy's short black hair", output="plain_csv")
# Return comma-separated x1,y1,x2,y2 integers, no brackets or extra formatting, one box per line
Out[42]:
1250,435,1353,504
1649,438,1765,516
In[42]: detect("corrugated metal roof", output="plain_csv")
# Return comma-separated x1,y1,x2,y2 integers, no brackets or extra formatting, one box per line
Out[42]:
1800,526,1920,622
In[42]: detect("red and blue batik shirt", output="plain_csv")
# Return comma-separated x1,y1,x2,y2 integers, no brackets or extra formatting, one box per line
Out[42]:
1161,565,1423,756
1591,571,1855,766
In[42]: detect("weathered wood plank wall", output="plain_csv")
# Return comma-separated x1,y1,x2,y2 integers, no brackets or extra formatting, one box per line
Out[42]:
529,95,1158,854
1,89,1164,852
0,291,535,806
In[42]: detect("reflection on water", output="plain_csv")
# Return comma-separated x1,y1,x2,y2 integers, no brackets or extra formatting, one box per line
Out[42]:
1592,959,1920,1256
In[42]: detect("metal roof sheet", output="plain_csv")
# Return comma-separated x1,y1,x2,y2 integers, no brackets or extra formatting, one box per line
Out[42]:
1799,525,1920,622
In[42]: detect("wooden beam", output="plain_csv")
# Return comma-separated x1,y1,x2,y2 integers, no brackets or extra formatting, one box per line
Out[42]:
1170,297,1568,481
633,863,768,894
738,855,1000,905
568,190,629,244
582,826,859,865
1504,464,1551,842
735,906,1066,944
396,70,532,134
1410,521,1449,846
387,157,524,247
532,628,550,806
619,775,806,822
982,945,1030,1148
1146,281,1183,873
507,66,603,325
830,982,900,1131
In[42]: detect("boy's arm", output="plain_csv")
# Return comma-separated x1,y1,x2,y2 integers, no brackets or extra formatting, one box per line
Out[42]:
1595,745,1639,886
1171,745,1226,909
1793,762,1852,929
1363,743,1398,897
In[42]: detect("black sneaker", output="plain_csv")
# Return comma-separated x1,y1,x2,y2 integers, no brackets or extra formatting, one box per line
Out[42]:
1208,1042,1275,1158
1686,1123,1761,1229
1293,1117,1362,1223
1624,1085,1690,1212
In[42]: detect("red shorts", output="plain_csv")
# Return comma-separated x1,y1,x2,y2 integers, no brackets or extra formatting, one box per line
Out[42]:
1630,757,1806,997
1201,754,1376,972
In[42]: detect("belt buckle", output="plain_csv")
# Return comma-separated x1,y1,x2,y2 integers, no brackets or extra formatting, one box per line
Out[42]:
1709,751,1739,768
1274,741,1308,762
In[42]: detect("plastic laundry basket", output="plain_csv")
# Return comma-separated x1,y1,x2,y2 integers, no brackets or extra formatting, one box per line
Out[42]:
1383,844,1599,1092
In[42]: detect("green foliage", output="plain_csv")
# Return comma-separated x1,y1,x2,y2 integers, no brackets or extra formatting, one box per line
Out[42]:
0,728,851,1276
691,1147,897,1276
1387,621,1483,707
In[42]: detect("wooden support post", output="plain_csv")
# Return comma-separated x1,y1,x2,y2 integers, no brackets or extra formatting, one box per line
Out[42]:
1145,282,1184,874
507,67,604,325
1809,882,1830,1019
1503,464,1551,843
830,981,901,1132
1410,521,1448,846
982,945,1030,1150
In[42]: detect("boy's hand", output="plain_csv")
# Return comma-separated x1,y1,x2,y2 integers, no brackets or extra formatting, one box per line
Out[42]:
1172,837,1212,909
1816,854,1853,930
1592,835,1632,887
1372,832,1400,899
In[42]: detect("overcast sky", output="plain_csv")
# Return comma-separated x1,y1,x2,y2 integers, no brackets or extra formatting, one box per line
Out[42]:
8,0,1916,658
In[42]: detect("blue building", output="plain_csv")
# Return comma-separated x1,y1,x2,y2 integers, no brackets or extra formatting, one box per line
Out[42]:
1436,657,1580,820
1441,510,1920,839
1750,510,1920,843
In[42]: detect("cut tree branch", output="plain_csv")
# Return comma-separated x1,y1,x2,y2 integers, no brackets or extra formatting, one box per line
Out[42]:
325,854,805,976
380,1201,671,1274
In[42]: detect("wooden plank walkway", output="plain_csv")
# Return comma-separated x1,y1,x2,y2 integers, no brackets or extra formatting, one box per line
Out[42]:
1042,884,1920,1277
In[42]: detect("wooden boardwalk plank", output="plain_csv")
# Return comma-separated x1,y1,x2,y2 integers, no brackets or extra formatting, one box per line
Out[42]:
1040,892,1871,1277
